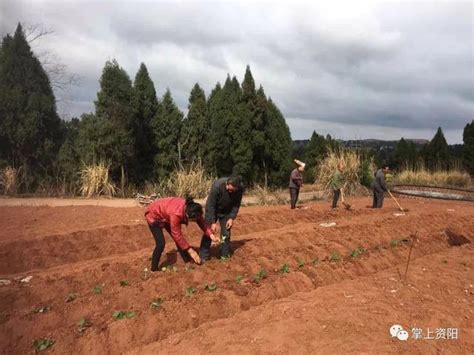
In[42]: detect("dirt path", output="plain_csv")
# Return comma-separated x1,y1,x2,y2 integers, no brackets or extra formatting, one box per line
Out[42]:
0,198,472,354
0,190,324,208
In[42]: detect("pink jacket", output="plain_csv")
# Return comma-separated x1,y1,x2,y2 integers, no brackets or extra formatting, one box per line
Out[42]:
145,197,212,250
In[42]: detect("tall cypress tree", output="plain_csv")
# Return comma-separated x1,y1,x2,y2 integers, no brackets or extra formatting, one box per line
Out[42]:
207,82,233,176
131,63,158,183
229,76,253,182
94,59,135,181
462,120,474,175
423,127,451,170
181,83,209,164
262,94,293,186
241,65,265,182
152,89,183,179
394,137,418,170
0,23,62,186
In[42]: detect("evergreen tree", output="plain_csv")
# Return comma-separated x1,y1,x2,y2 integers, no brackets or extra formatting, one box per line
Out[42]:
131,63,158,183
394,138,418,169
207,82,234,176
305,131,327,164
229,76,253,182
152,89,183,179
423,127,451,170
56,118,81,192
263,95,293,185
181,83,209,164
94,59,135,181
463,120,474,175
241,66,265,182
0,23,62,187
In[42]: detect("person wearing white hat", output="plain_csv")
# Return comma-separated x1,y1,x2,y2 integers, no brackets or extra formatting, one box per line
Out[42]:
289,159,305,209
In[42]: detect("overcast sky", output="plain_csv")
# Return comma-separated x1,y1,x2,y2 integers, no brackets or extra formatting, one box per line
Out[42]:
1,0,472,143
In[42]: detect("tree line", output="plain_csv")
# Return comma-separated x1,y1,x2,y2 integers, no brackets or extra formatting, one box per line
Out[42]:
0,24,293,193
0,24,472,195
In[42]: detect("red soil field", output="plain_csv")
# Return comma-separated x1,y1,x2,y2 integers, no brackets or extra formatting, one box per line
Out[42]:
0,198,473,354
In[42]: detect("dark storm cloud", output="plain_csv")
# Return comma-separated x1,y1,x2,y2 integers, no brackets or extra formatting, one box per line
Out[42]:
1,0,472,143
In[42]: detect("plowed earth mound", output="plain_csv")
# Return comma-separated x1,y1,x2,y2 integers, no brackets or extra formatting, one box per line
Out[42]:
0,198,473,354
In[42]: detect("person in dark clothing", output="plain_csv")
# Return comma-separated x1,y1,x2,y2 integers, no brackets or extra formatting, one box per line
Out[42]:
145,196,218,271
199,176,244,260
289,159,305,209
372,167,390,208
331,163,344,208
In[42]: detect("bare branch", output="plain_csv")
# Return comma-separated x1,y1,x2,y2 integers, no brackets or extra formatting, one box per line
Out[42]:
24,23,55,44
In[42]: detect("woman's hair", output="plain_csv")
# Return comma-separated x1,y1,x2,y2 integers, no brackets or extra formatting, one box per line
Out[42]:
185,195,203,219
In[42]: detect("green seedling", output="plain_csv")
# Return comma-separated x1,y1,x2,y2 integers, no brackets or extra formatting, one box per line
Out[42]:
220,256,230,262
65,293,78,303
253,268,268,283
329,251,342,263
93,284,104,294
161,266,168,272
77,318,91,333
312,257,320,265
235,275,243,284
297,259,305,269
32,306,51,314
120,280,130,287
280,263,290,274
150,298,163,310
204,282,218,292
112,310,136,320
33,338,55,351
172,266,179,273
390,240,400,248
350,247,365,258
185,286,197,297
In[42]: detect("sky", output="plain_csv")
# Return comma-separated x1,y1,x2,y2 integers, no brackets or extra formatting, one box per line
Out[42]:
1,0,473,143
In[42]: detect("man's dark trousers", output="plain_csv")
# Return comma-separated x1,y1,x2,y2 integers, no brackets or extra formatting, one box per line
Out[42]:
332,189,341,208
372,190,384,208
199,215,232,260
290,187,299,209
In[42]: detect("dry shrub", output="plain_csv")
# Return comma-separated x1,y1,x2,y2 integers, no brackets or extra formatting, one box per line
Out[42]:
80,162,116,198
317,149,372,196
395,168,471,188
0,166,20,195
158,162,212,199
248,185,289,206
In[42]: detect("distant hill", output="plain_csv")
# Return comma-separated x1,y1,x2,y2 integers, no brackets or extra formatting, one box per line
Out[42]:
293,138,430,150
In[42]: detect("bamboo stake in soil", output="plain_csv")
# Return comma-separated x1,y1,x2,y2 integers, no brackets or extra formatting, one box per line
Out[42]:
404,232,417,282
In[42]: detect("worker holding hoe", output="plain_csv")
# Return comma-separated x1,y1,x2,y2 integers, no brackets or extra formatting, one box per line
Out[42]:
145,196,219,272
199,176,244,260
372,167,390,208
289,159,305,209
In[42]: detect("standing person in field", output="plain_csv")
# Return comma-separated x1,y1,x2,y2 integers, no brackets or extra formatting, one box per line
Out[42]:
331,162,345,208
372,167,390,208
145,196,219,271
289,159,305,209
199,176,244,260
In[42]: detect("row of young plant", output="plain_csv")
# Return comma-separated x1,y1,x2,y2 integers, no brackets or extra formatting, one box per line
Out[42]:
30,236,414,351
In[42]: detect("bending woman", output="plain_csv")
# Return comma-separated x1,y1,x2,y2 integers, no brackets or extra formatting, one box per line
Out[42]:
145,196,218,271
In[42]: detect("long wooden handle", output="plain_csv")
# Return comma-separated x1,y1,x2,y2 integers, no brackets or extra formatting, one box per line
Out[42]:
388,190,404,211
